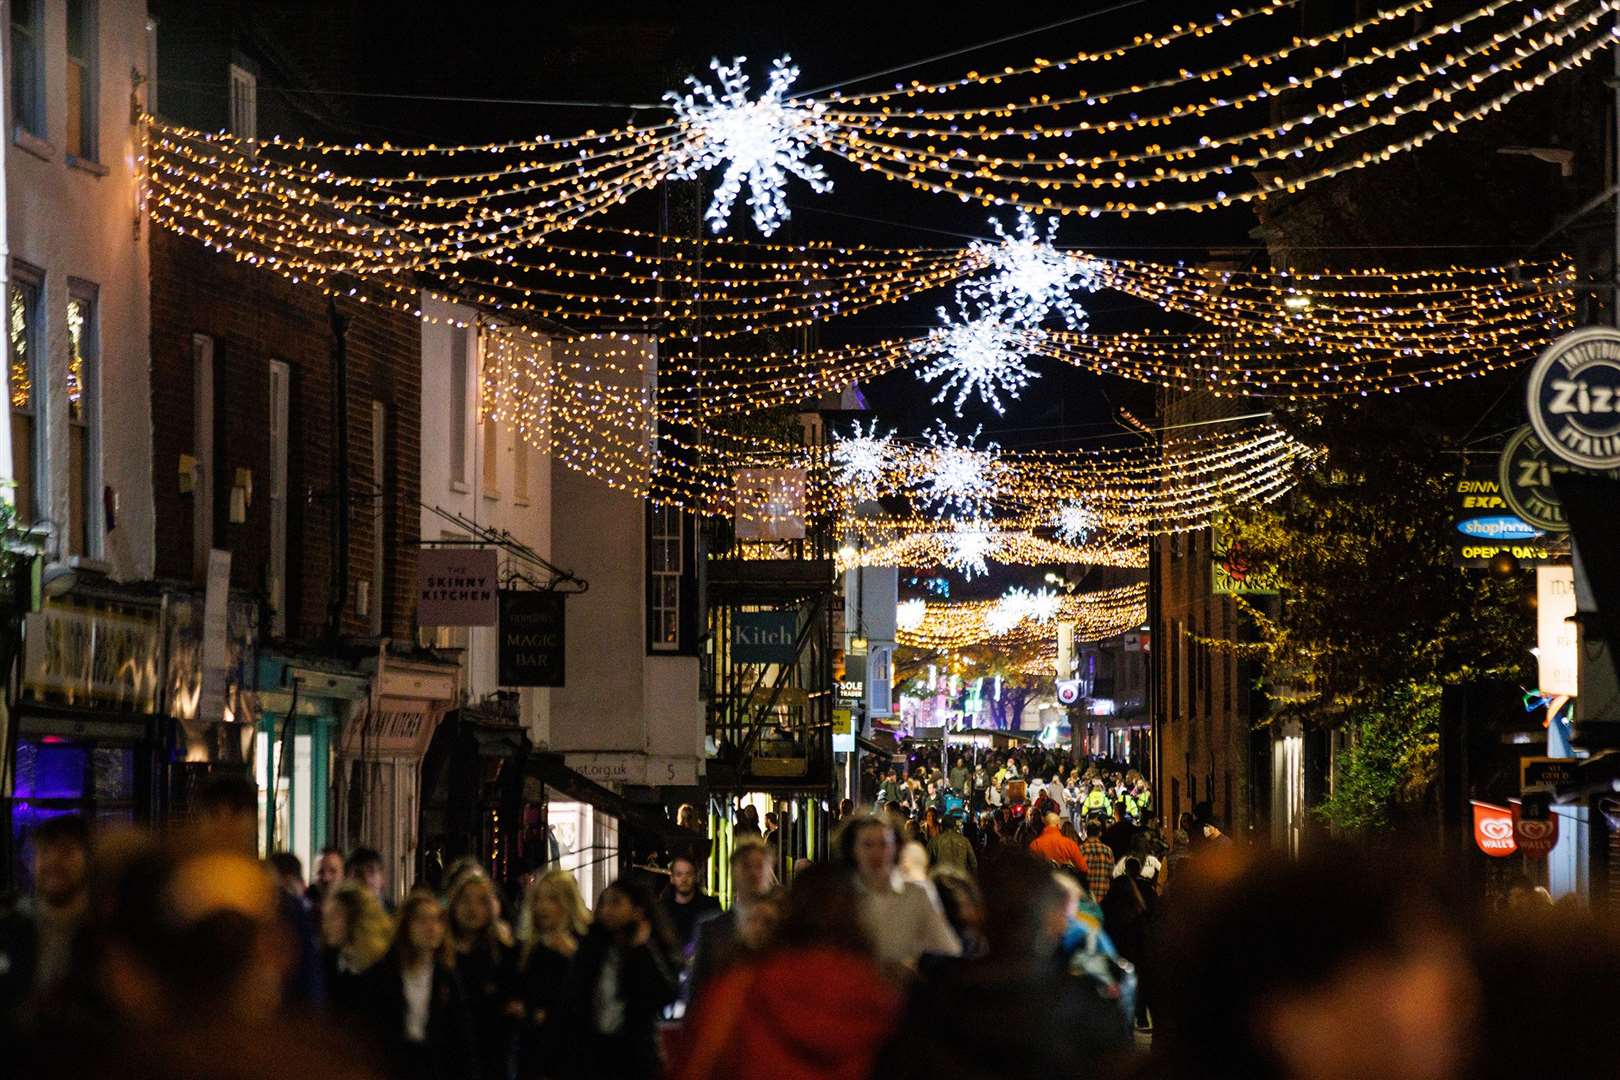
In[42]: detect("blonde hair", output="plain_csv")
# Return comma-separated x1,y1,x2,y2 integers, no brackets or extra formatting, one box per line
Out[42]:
329,880,394,973
519,869,591,963
446,872,514,953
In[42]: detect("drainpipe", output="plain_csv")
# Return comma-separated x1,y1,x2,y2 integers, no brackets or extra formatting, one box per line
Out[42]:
326,299,351,645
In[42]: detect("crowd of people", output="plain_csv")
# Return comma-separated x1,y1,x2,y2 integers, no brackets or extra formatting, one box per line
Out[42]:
4,757,1620,1080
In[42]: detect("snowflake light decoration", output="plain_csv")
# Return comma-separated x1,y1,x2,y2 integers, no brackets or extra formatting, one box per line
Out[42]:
832,419,894,502
941,526,995,579
963,211,1097,329
988,586,1063,636
1052,501,1101,545
916,422,1001,521
896,598,927,632
913,305,1042,416
665,56,831,236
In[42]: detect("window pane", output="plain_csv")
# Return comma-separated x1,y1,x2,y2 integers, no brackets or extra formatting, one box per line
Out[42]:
11,414,33,523
449,328,468,481
10,282,35,413
67,297,89,422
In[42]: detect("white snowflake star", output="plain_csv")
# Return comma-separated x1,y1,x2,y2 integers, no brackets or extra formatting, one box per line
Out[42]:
917,422,1001,521
665,55,831,236
913,305,1042,416
896,598,926,632
832,419,893,501
941,526,995,579
1052,501,1100,545
963,211,1097,329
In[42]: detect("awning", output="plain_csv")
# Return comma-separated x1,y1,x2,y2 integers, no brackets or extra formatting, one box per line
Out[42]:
526,752,708,857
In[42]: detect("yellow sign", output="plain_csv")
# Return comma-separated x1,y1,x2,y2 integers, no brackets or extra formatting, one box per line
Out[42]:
833,707,854,736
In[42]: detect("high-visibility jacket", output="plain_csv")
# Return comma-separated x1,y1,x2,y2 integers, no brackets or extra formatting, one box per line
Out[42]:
1083,790,1111,816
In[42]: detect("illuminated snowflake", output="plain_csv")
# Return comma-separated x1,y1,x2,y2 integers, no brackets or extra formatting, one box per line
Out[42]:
1052,501,1101,545
665,55,831,235
941,526,995,579
896,598,927,632
832,419,894,501
916,422,1001,521
913,305,1041,416
1022,587,1063,624
963,211,1097,329
988,586,1062,636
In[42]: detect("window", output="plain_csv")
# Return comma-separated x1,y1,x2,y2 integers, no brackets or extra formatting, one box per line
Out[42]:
192,334,215,580
448,326,469,488
228,63,256,143
11,0,43,137
65,0,97,161
650,504,682,650
268,360,289,636
512,426,529,503
369,400,387,635
8,271,43,526
479,335,498,496
67,285,99,557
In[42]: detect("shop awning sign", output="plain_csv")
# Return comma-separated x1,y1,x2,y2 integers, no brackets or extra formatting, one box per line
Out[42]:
1471,800,1517,857
498,590,566,687
731,610,798,663
1511,796,1559,858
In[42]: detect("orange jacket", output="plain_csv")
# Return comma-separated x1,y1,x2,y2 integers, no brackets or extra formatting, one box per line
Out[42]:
1028,825,1089,873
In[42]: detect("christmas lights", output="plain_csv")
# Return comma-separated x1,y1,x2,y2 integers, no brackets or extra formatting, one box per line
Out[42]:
913,308,1043,416
898,583,1148,650
831,420,895,503
916,423,1003,521
962,212,1095,329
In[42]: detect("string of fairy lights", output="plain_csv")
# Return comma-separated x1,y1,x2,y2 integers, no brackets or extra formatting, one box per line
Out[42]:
896,583,1148,650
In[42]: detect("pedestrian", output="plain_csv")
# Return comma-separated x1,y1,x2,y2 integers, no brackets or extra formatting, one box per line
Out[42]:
271,852,308,902
1100,803,1139,861
517,870,589,1080
346,847,393,912
320,880,394,1015
658,853,721,964
839,813,960,974
690,839,774,1002
562,878,679,1080
446,873,520,1080
669,864,901,1080
1028,812,1089,874
927,814,977,876
869,853,1132,1079
0,814,91,1039
307,846,346,909
359,890,478,1080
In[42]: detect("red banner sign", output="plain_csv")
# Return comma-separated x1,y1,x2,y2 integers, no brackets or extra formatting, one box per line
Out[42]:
1511,800,1559,858
1472,800,1518,857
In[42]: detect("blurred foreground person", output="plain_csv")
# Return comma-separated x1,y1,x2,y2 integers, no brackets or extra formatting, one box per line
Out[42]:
24,832,380,1080
518,870,590,1079
359,890,478,1080
871,852,1132,1080
840,814,960,973
668,864,899,1080
1151,846,1478,1080
690,839,774,999
562,878,678,1079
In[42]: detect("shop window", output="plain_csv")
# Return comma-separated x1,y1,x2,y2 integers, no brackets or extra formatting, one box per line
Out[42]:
10,739,136,887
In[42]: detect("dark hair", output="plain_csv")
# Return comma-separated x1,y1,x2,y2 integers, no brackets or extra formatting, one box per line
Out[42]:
979,852,1067,958
269,852,303,881
774,864,870,953
318,846,344,861
31,813,89,849
345,846,384,877
196,772,258,817
836,812,898,869
600,876,678,957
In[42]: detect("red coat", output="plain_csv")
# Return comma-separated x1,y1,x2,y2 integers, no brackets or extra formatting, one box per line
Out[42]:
670,946,900,1080
1028,825,1090,873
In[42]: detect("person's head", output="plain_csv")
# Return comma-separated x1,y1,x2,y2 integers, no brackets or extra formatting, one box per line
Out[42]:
898,840,930,883
980,852,1070,960
1124,856,1143,879
447,872,503,946
667,854,702,901
839,813,900,882
764,811,779,831
739,885,787,948
526,869,590,940
676,804,699,829
1060,820,1079,841
1113,803,1126,822
312,847,344,896
345,847,386,898
268,852,304,897
322,881,392,968
838,798,854,818
1156,847,1476,1080
731,840,773,903
774,864,871,954
1042,811,1061,832
30,814,90,908
740,805,760,826
100,838,290,1024
194,773,259,853
393,890,449,969
1203,822,1222,839
594,877,668,947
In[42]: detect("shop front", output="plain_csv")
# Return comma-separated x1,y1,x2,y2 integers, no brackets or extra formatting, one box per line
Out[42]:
6,592,164,887
256,652,370,873
418,697,532,893
338,651,458,902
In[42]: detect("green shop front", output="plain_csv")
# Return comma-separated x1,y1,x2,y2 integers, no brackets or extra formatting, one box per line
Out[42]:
255,653,370,875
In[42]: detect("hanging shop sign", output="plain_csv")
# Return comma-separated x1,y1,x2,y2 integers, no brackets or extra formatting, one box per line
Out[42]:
1511,796,1559,858
1521,757,1580,794
1211,517,1278,595
1471,800,1518,857
1536,565,1578,697
1499,426,1571,534
498,590,566,687
22,603,162,712
731,610,798,663
418,547,499,626
1450,458,1560,568
1526,327,1620,471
